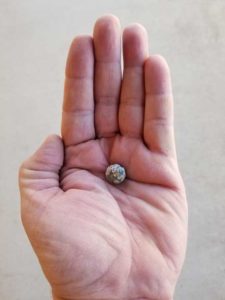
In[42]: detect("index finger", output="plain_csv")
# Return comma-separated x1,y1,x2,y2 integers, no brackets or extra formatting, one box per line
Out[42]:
61,36,95,146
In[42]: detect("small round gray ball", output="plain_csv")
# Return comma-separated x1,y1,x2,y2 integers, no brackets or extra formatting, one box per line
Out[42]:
105,164,126,184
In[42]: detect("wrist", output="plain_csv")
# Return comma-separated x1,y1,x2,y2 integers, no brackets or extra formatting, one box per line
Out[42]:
53,296,173,300
52,288,174,300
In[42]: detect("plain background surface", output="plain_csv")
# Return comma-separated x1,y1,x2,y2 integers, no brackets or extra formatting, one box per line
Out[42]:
1,1,225,299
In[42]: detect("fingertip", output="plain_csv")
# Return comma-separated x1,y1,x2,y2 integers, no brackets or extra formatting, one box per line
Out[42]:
70,35,93,48
145,55,172,95
145,55,170,73
66,35,94,78
94,14,121,31
39,134,64,164
123,23,149,66
93,14,121,40
44,134,63,148
123,23,148,39
19,134,64,179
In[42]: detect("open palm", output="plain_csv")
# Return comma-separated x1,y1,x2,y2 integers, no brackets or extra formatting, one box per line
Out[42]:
19,15,188,300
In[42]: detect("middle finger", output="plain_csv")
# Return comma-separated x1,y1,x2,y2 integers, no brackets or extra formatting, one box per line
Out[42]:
93,15,122,138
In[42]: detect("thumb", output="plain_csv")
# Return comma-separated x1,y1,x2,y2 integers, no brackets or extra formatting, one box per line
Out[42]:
19,134,64,197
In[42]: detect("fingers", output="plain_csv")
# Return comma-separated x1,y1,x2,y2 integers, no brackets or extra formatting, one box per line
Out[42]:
119,24,149,138
19,135,64,197
144,55,176,157
61,17,175,160
61,36,95,146
93,15,122,138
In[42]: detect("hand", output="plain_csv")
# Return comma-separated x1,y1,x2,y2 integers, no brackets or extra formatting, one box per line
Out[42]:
19,15,188,300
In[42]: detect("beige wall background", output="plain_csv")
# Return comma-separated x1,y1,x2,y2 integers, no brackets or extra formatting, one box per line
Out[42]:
1,0,225,299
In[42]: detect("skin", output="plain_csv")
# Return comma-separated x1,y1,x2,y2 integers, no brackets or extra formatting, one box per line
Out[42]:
19,15,188,300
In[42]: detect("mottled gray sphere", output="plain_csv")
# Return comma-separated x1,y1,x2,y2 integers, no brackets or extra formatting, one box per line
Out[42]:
105,164,126,184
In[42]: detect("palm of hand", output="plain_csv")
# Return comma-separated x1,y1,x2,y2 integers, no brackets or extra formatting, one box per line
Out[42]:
19,16,187,300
